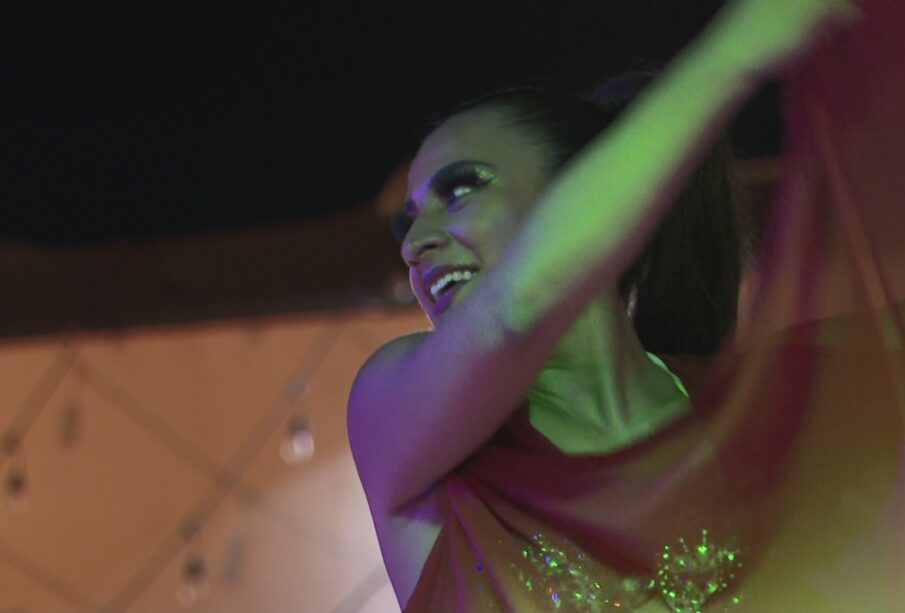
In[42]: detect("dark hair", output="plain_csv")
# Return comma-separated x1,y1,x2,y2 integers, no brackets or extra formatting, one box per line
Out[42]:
393,73,742,357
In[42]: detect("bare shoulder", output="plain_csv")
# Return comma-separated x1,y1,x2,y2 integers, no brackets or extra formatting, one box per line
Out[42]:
348,330,432,403
348,329,432,427
366,330,432,367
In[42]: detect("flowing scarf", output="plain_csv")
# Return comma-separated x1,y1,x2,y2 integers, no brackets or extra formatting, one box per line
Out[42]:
405,2,905,610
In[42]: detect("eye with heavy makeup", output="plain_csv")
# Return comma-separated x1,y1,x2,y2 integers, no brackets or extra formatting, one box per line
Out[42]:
389,162,495,244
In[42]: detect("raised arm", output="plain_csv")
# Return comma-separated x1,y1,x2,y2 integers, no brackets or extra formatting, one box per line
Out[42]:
348,0,858,515
501,0,860,334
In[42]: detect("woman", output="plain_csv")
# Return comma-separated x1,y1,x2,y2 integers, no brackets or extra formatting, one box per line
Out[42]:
349,0,905,609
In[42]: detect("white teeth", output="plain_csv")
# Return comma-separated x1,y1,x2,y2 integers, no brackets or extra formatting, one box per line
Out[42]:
430,270,478,300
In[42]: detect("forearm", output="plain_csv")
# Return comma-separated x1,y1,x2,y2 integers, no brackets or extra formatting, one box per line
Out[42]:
498,12,762,337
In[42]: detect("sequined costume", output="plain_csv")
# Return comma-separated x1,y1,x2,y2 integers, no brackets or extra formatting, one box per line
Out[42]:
404,2,905,610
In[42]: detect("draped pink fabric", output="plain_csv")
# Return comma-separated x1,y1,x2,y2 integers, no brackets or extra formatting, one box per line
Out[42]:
405,2,905,610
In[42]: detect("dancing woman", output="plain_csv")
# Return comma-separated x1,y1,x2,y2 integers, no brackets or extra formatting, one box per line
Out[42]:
349,1,905,609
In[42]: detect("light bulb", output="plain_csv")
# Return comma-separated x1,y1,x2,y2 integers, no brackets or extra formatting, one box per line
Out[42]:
280,415,315,464
5,466,29,513
175,553,210,607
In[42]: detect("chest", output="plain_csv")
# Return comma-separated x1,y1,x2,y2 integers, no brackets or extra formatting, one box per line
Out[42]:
377,399,690,608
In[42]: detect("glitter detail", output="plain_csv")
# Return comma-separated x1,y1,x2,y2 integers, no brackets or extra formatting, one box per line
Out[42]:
507,530,743,612
510,533,645,611
512,533,602,609
656,529,743,613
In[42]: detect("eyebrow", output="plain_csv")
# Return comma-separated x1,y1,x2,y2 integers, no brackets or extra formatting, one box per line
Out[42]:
402,160,495,217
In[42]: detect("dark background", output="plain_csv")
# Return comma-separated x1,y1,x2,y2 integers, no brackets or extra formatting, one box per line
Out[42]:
2,1,781,246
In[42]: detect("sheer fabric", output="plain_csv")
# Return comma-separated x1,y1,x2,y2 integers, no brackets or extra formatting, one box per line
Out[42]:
404,1,905,610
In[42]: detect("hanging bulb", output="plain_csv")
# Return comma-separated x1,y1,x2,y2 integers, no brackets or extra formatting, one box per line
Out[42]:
4,465,29,513
3,432,28,513
280,414,315,464
175,551,210,606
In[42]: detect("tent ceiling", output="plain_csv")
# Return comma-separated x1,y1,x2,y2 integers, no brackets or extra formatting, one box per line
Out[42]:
0,205,411,340
0,305,431,612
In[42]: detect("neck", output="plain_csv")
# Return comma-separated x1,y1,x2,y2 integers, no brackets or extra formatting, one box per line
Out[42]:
526,289,688,442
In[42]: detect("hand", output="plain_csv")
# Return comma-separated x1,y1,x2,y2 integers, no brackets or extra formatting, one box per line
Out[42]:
708,0,862,81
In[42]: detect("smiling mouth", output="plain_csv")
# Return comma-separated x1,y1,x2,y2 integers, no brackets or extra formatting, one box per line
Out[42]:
428,270,480,303
431,282,464,314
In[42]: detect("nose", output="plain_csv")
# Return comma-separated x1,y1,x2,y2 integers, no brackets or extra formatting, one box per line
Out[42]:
401,220,449,267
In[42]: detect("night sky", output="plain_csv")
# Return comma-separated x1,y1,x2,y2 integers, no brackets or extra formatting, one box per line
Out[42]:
3,1,780,245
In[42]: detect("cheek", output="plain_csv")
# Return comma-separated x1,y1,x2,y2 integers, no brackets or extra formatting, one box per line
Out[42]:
448,190,536,266
451,217,507,266
478,201,530,261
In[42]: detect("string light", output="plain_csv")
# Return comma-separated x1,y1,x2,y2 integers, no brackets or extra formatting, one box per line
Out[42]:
0,321,346,610
5,465,28,513
280,414,315,464
282,374,314,464
175,552,210,607
3,432,29,513
176,521,210,607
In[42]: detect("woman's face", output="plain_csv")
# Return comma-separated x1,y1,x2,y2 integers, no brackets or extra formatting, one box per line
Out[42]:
402,108,551,324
